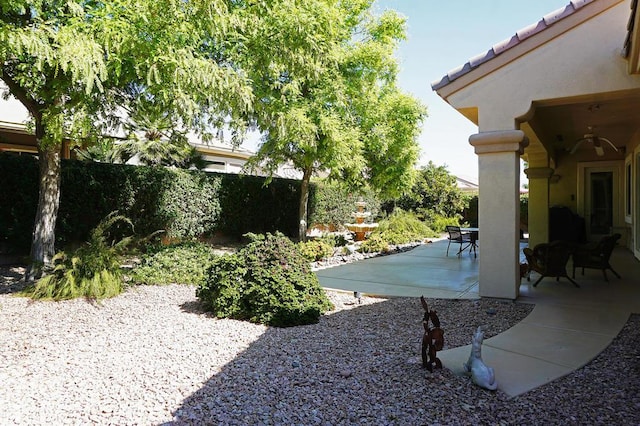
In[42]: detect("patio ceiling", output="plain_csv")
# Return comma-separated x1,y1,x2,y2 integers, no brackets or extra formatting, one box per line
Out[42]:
524,88,640,161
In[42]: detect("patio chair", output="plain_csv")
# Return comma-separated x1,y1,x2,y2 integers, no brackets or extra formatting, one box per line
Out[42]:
445,225,472,257
522,240,579,288
572,233,621,282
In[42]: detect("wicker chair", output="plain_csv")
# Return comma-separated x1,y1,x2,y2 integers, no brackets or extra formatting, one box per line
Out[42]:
572,233,621,282
445,225,472,257
523,240,579,288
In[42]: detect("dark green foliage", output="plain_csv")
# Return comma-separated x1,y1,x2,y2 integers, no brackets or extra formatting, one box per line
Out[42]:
197,232,333,327
22,213,133,300
218,174,301,238
130,240,215,286
298,239,334,261
385,162,465,221
308,180,381,229
463,195,479,228
130,242,219,286
520,194,528,223
0,155,303,253
0,153,39,254
426,213,462,233
57,162,222,246
318,233,348,247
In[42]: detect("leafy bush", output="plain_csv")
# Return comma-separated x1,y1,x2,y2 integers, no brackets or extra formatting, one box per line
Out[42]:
130,242,218,286
424,213,462,234
298,239,334,261
197,232,333,327
369,210,436,245
359,234,390,253
323,233,349,247
22,213,133,300
383,162,465,221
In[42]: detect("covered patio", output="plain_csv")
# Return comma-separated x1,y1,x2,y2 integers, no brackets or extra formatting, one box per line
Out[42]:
431,0,640,300
316,239,640,397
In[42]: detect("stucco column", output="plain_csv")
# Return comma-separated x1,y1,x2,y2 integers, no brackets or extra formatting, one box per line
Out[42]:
469,130,528,299
524,167,554,249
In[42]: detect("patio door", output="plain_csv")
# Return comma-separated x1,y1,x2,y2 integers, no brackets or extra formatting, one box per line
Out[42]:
578,162,621,243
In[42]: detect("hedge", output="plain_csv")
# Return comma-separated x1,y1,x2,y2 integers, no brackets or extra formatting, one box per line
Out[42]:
0,153,302,253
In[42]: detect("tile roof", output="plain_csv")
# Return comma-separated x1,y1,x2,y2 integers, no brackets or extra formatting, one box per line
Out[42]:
431,0,596,90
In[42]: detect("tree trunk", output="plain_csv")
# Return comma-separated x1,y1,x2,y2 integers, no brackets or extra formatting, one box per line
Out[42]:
25,144,62,281
298,166,313,242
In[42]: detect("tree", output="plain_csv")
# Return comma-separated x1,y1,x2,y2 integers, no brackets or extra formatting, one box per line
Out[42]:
1,0,339,277
246,1,426,240
112,102,205,169
395,161,465,219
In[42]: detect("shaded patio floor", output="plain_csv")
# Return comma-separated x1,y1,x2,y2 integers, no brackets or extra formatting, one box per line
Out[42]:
316,239,640,397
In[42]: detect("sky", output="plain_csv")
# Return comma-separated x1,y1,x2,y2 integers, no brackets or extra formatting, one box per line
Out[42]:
372,0,569,182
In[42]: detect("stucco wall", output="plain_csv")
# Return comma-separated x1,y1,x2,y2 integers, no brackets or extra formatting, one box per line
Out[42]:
447,1,637,131
549,156,578,211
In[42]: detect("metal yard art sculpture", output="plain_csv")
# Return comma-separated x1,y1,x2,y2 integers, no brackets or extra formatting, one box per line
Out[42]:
420,296,444,372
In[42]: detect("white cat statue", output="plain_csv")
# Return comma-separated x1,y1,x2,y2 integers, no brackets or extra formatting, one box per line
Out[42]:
463,326,498,391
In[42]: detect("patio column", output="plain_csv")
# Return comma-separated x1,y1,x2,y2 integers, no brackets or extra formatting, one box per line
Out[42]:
524,167,554,249
470,130,528,299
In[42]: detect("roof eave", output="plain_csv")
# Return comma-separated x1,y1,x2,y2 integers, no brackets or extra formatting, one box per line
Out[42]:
431,0,623,98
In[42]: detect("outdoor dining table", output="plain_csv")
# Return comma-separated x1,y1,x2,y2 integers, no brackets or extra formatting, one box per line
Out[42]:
461,227,479,257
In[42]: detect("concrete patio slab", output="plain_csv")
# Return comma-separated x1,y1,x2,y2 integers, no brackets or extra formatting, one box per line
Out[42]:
316,241,480,299
315,239,640,398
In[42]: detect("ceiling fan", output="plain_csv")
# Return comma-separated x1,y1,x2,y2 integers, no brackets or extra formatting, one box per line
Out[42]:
569,126,618,157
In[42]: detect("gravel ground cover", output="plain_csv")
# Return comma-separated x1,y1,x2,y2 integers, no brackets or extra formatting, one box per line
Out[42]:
1,252,639,425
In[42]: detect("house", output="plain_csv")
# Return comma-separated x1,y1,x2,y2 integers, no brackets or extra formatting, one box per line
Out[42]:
455,175,479,193
0,84,254,173
432,0,640,298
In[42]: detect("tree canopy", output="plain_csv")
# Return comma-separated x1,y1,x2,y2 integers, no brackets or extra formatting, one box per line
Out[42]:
245,0,426,239
0,0,346,274
395,161,466,220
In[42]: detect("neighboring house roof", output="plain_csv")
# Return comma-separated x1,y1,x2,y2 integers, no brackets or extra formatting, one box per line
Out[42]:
456,175,479,192
0,85,256,169
431,0,621,91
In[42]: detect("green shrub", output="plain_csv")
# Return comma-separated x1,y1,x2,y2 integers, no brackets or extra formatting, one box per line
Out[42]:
359,234,390,253
298,239,334,261
197,232,333,327
390,162,465,219
130,242,218,286
368,210,436,245
424,213,462,234
22,213,133,300
319,233,348,247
